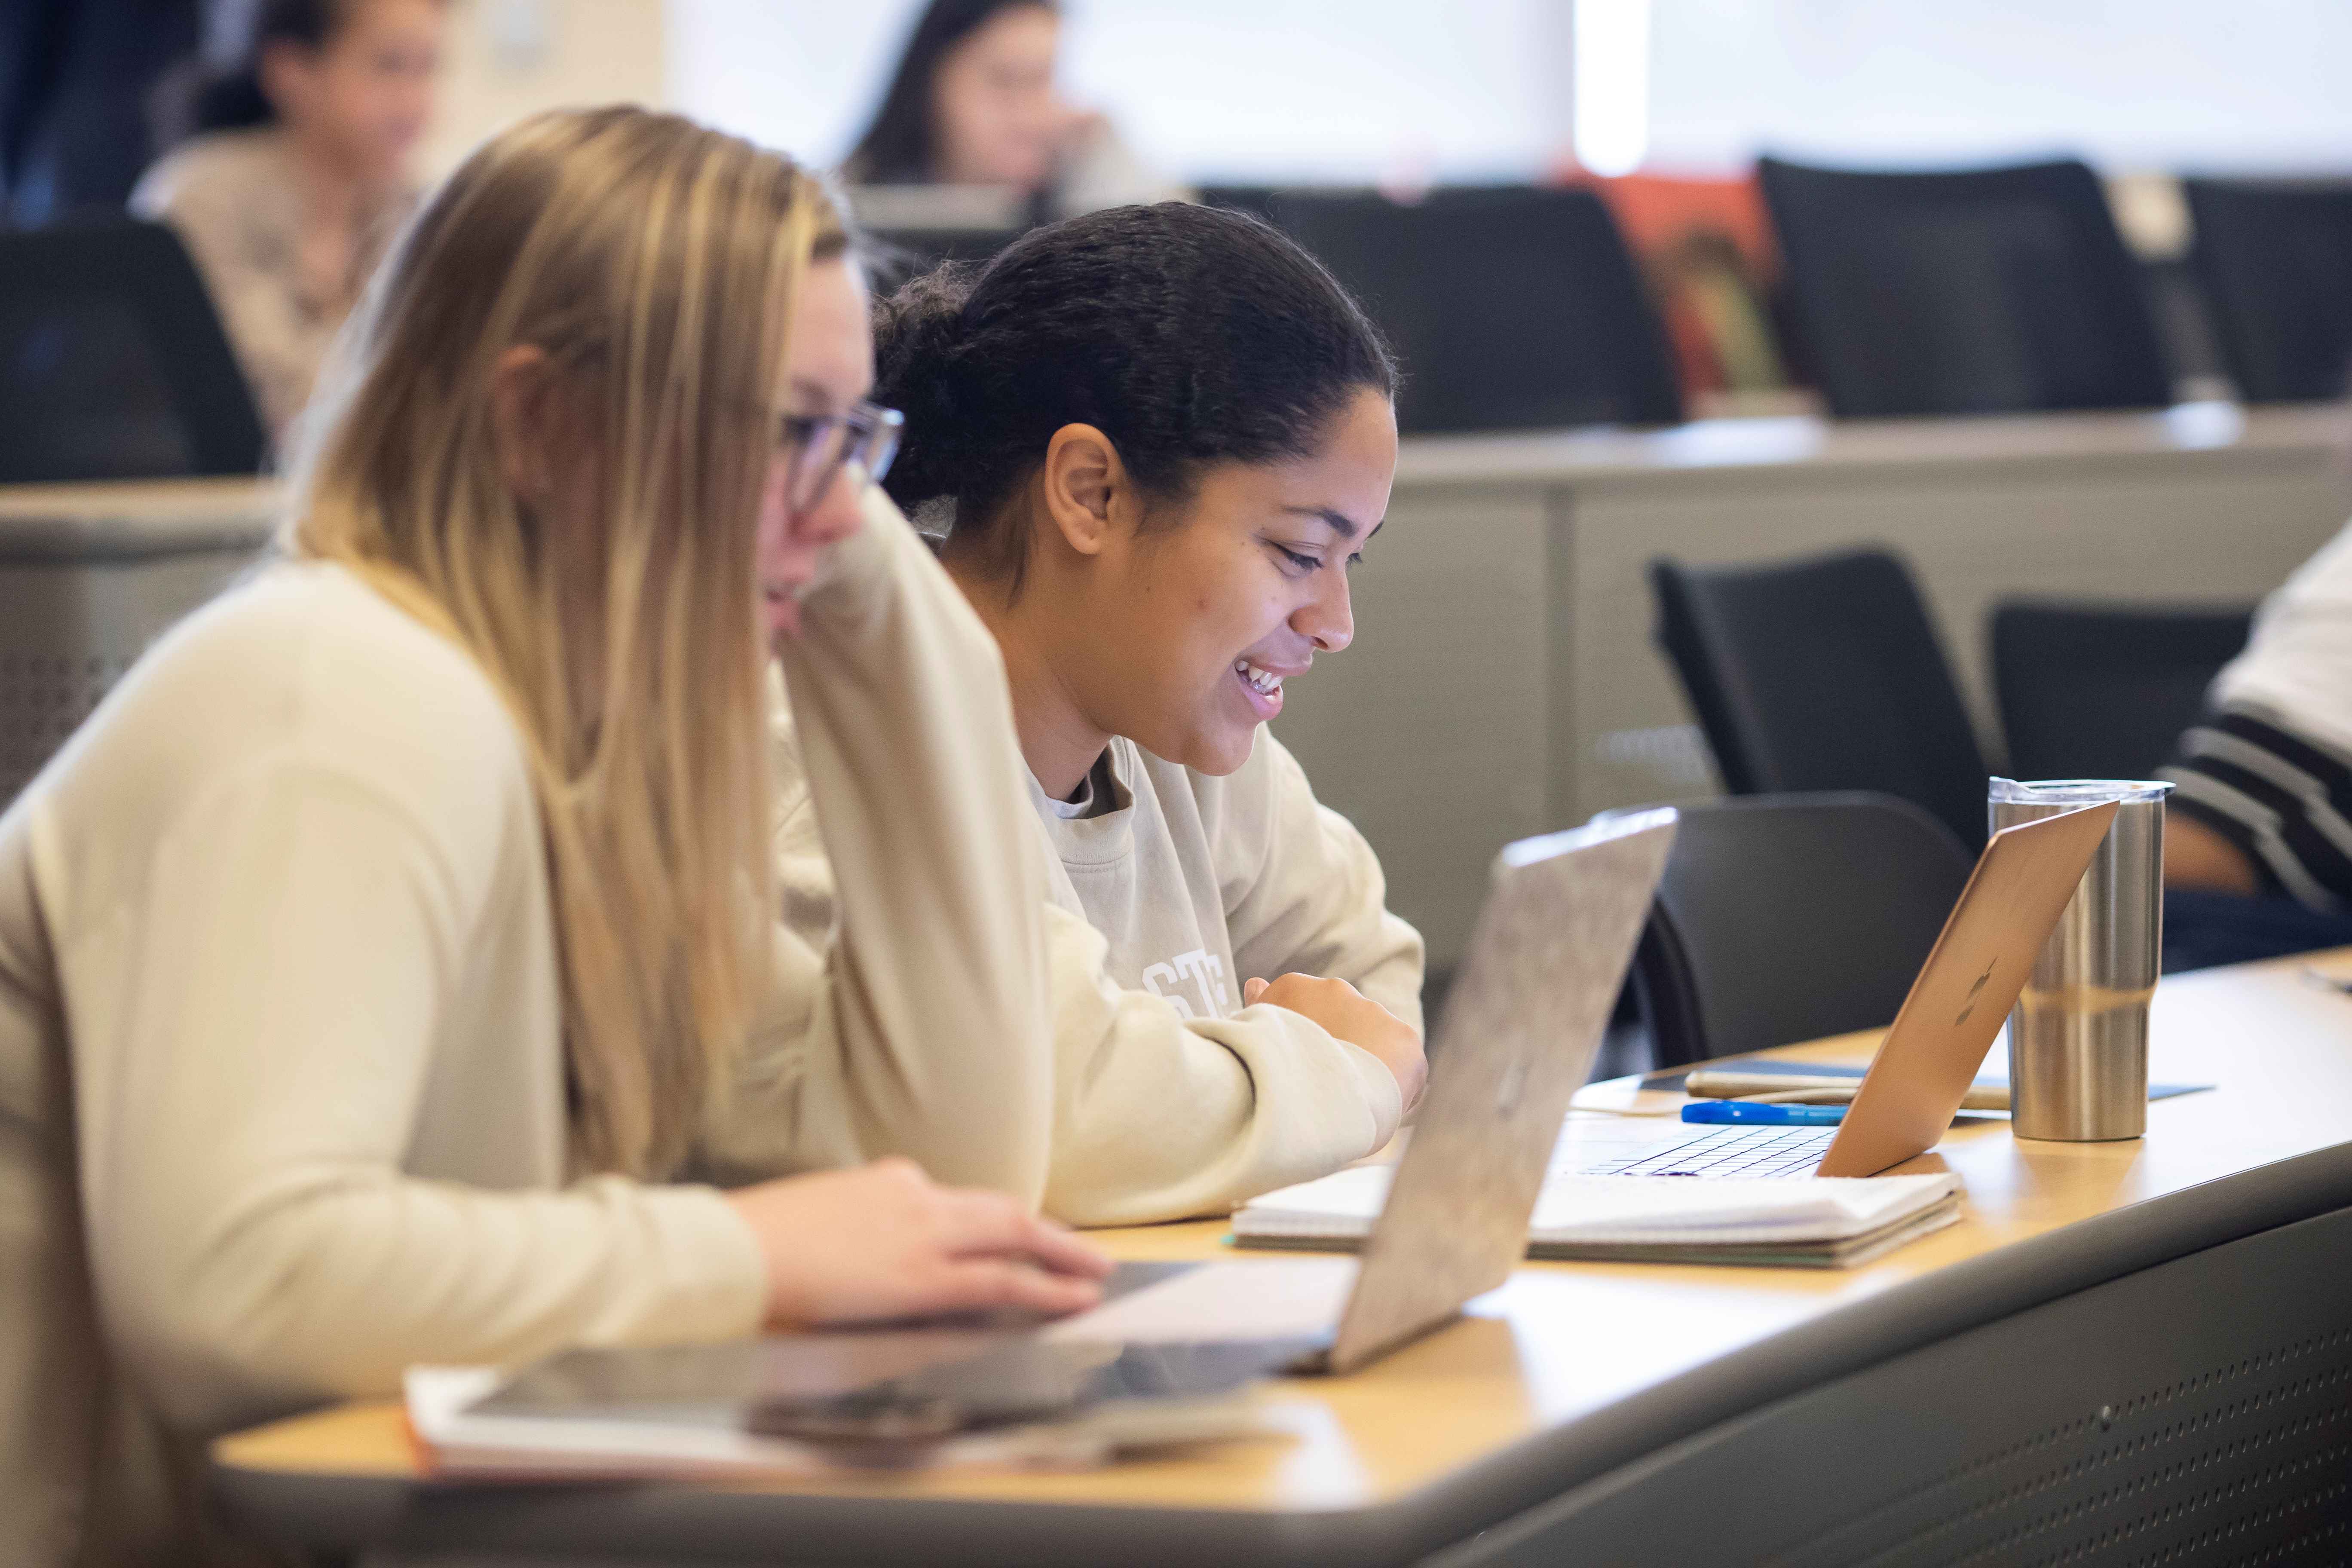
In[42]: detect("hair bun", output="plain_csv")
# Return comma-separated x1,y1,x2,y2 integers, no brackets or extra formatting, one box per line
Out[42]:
870,262,981,511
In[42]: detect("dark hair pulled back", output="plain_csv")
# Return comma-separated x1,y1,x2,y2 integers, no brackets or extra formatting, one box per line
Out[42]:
184,0,349,137
872,201,1398,585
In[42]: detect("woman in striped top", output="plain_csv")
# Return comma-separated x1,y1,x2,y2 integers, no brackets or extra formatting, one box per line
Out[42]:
2161,519,2352,971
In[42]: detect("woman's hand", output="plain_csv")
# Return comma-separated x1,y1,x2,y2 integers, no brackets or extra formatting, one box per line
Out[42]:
1245,973,1428,1112
724,1158,1112,1327
2165,811,2262,895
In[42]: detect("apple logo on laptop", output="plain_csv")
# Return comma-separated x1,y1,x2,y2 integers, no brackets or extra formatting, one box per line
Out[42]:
1954,958,1997,1027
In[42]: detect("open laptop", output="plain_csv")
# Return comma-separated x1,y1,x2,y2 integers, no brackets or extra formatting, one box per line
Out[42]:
1569,799,2120,1182
1295,806,1680,1369
1020,801,2114,1379
470,810,1679,1447
1033,807,1684,1377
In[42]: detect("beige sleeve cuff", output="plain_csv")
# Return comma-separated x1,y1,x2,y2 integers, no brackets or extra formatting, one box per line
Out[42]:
1039,892,1407,1226
585,1179,771,1344
1332,1035,1409,1149
795,488,907,622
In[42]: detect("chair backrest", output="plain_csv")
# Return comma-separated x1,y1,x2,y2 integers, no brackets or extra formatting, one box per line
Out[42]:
1198,185,1281,225
0,218,267,483
1651,548,1991,850
2182,178,2352,404
859,224,1028,289
1264,184,1684,433
1629,792,1975,1068
1758,156,2173,418
0,496,273,805
1991,599,2253,783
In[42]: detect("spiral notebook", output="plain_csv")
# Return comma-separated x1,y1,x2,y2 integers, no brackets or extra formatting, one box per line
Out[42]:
1233,1163,1963,1268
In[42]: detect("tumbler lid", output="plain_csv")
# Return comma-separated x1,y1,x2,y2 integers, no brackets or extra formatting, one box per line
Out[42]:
1988,777,2174,805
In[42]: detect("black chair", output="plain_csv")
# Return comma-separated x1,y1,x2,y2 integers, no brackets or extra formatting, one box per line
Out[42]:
1631,792,1975,1068
0,217,266,482
1991,599,2253,782
1263,184,1683,433
1651,548,1992,851
2183,178,2352,404
859,224,1027,288
1198,185,1280,224
1758,156,2173,417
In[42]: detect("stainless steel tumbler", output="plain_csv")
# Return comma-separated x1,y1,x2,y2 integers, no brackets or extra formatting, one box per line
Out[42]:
1988,778,2172,1142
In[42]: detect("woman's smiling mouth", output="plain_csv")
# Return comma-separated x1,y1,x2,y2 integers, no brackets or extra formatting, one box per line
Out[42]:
1234,657,1290,718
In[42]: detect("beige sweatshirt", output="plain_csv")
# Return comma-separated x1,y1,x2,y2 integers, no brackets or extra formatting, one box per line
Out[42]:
755,718,1422,1229
0,492,1055,1564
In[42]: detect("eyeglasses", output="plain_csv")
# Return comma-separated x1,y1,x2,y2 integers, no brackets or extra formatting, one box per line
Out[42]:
779,401,903,513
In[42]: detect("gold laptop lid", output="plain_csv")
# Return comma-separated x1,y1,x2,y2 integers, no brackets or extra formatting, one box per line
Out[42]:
1817,801,2119,1179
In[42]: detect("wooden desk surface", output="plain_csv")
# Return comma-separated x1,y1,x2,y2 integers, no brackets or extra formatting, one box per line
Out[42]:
212,947,2352,1533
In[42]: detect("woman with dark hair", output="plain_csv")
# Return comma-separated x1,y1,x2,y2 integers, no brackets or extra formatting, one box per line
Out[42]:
735,202,1426,1228
132,0,445,438
841,0,1179,218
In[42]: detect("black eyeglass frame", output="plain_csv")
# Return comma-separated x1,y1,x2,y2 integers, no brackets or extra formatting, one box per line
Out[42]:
779,401,903,512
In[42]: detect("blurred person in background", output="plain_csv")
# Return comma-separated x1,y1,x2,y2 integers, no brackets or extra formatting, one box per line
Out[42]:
0,108,1106,1564
135,0,447,440
842,0,1184,221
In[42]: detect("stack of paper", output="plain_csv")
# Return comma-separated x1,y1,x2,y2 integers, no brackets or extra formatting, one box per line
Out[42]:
1234,1164,1962,1268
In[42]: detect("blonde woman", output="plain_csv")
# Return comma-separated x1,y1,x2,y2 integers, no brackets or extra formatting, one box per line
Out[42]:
0,107,1103,1564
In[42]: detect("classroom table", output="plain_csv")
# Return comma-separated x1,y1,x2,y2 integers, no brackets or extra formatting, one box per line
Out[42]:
212,948,2352,1566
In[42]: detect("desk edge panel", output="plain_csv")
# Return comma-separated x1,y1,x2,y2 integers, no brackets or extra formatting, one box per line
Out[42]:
210,1145,2352,1568
1400,1144,2352,1554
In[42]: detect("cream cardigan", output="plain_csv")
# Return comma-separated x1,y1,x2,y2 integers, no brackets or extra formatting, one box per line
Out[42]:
0,491,1054,1562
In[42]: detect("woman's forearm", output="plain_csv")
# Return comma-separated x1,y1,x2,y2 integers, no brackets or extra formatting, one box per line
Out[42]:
765,493,1056,1201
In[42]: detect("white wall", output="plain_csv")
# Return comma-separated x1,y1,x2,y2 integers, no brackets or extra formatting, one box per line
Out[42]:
666,0,1562,182
420,0,668,179
666,0,2352,182
664,4,907,168
1054,0,1561,184
1647,0,2352,174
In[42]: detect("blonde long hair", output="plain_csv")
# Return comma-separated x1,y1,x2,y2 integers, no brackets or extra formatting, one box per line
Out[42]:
289,107,845,1176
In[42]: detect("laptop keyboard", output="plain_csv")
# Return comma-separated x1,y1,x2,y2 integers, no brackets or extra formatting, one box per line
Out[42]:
1572,1124,1838,1179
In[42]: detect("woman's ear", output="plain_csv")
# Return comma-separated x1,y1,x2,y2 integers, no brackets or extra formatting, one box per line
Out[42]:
1038,423,1126,557
488,345,562,508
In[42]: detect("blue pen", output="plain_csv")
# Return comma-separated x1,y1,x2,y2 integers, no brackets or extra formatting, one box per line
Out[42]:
1681,1100,1849,1126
